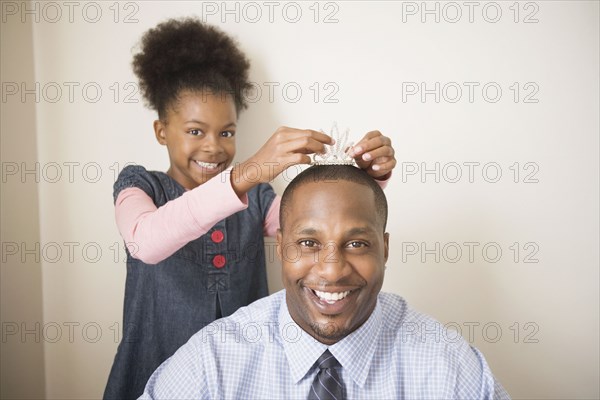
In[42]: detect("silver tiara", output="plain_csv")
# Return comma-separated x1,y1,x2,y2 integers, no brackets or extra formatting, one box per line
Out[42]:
312,122,356,166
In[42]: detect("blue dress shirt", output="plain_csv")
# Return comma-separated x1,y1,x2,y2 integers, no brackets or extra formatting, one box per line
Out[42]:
140,290,510,399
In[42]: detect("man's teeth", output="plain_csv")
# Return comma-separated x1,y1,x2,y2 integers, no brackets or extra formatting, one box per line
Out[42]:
314,290,350,303
195,161,219,169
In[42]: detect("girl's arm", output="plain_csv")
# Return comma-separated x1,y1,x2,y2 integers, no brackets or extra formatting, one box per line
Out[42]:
118,170,391,261
263,196,281,238
115,169,248,264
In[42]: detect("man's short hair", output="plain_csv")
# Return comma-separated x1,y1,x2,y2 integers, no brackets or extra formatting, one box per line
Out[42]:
279,165,388,231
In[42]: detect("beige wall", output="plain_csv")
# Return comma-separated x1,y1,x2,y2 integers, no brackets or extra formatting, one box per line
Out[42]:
1,1,598,399
1,9,46,399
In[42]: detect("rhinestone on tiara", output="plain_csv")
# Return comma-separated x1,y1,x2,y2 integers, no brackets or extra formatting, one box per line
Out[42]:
312,122,356,166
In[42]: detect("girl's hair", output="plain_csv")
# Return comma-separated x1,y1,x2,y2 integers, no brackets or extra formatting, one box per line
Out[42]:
132,18,252,119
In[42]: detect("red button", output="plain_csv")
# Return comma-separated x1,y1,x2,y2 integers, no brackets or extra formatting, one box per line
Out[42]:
212,255,226,268
211,230,224,243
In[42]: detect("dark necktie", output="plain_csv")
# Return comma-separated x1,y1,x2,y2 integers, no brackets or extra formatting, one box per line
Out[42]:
308,350,345,400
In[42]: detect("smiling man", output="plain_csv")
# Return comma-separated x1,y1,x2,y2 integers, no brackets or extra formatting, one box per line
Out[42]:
277,165,389,349
140,165,510,399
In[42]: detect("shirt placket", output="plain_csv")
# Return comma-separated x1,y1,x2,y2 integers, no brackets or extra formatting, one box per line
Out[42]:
206,222,230,293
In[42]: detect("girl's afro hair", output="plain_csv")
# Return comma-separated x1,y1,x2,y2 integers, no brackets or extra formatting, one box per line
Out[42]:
132,18,252,117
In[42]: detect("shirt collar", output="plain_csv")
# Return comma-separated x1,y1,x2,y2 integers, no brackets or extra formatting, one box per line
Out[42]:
278,290,383,388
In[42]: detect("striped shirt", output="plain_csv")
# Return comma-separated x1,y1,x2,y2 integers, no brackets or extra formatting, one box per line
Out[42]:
140,290,510,399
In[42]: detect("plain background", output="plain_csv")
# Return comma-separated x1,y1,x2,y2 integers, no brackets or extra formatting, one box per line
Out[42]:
1,1,598,398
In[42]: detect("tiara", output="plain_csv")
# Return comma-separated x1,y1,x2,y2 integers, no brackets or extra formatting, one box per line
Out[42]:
312,122,356,166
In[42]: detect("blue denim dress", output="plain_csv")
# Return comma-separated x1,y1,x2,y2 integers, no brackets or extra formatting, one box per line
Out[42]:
104,165,275,399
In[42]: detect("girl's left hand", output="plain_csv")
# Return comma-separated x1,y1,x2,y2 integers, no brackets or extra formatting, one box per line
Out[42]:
348,130,396,180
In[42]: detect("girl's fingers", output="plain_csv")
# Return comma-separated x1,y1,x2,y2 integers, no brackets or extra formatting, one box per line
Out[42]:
281,129,338,155
371,158,397,173
372,156,392,165
360,130,384,141
304,129,335,145
349,132,391,157
281,152,313,166
279,128,334,146
281,137,328,155
358,144,394,162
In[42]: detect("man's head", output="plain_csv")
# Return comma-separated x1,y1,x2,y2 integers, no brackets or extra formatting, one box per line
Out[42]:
277,165,389,345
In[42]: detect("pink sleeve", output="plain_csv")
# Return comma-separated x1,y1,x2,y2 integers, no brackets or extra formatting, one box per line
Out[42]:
263,195,281,237
374,171,391,189
115,170,248,264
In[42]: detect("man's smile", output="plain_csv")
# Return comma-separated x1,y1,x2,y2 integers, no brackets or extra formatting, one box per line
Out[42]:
314,289,351,302
303,286,360,315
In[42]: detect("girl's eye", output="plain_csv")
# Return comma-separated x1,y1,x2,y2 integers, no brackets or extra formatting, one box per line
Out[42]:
221,131,235,138
298,240,318,248
188,129,203,136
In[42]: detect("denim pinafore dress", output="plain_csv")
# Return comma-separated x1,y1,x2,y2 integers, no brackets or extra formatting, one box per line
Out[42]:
104,165,275,399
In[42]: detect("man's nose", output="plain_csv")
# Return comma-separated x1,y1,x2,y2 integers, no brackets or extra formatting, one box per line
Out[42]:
314,243,350,280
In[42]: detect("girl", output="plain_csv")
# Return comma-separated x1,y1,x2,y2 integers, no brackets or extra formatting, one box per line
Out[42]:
104,18,396,399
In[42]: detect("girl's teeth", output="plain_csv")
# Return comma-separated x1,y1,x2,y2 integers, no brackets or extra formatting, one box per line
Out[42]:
314,290,350,302
196,161,218,169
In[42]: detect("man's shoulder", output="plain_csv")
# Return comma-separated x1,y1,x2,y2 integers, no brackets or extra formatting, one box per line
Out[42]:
378,291,433,326
228,290,284,324
378,292,465,350
376,293,508,399
188,291,284,348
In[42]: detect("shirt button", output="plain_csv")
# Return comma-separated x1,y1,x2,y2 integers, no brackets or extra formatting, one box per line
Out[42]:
211,230,224,243
212,255,226,269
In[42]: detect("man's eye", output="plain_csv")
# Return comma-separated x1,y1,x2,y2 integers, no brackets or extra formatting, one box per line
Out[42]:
221,131,235,138
298,240,318,248
188,129,203,136
347,241,367,248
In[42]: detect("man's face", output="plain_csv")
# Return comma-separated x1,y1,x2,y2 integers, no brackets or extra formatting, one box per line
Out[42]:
277,180,389,345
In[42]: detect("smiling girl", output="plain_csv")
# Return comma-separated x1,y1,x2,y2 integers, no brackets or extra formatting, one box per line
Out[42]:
104,18,396,399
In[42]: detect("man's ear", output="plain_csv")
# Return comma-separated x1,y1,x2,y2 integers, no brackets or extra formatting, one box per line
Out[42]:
276,229,283,262
154,120,167,145
383,232,390,264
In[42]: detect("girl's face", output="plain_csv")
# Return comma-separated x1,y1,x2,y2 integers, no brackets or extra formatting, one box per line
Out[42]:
154,91,237,190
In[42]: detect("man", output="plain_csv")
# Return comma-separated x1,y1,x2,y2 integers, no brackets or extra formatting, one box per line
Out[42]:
140,165,510,399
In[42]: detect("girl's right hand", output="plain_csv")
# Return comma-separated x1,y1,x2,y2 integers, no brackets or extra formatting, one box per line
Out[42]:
231,127,334,196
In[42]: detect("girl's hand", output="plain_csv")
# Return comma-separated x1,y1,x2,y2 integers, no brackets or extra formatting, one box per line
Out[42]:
231,126,333,196
348,130,396,180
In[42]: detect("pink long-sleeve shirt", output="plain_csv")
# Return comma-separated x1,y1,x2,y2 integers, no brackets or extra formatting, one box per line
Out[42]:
115,168,387,264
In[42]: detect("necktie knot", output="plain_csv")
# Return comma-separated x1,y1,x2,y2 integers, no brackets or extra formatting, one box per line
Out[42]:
308,350,345,400
316,350,341,370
